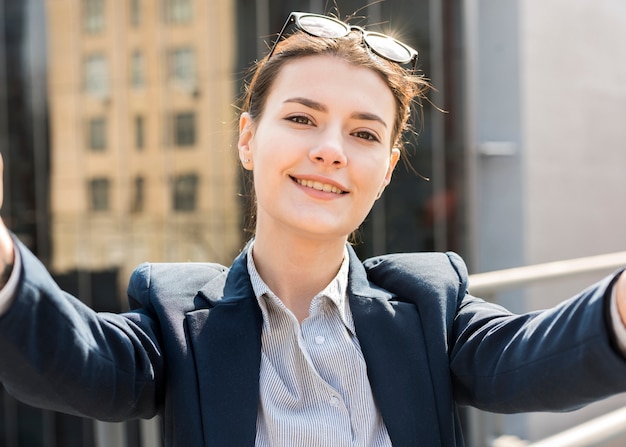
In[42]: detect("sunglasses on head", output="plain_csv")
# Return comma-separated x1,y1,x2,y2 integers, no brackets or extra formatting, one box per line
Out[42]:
268,12,419,72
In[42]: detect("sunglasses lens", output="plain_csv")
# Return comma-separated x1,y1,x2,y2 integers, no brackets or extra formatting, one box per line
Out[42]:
298,15,348,38
365,33,416,64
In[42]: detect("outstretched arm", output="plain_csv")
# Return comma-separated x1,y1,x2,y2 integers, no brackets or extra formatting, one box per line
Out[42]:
0,154,162,420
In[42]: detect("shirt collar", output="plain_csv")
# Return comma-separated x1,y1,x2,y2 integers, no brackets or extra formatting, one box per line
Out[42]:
246,240,353,332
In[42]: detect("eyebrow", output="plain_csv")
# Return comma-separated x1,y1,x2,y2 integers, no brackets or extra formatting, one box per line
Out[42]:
283,97,388,128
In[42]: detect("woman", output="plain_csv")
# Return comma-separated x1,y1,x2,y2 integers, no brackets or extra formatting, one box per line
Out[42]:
1,11,626,447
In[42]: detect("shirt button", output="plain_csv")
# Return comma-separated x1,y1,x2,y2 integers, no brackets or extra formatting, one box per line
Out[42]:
315,335,325,345
329,396,340,407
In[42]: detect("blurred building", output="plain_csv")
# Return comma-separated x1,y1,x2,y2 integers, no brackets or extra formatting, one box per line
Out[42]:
46,0,242,301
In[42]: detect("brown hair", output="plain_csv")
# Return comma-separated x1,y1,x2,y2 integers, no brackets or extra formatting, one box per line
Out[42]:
241,29,430,151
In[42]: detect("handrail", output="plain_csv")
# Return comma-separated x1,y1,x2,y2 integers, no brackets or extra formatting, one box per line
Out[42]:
525,406,626,447
466,251,626,447
468,251,626,296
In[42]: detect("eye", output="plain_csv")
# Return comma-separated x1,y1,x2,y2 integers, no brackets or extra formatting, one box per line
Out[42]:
285,115,314,126
352,130,380,142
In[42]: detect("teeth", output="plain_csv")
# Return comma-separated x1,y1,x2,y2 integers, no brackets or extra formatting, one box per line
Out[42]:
296,178,344,194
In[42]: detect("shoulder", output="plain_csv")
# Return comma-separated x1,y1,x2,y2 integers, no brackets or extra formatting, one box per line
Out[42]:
364,252,467,287
363,251,468,303
127,262,229,309
130,262,228,286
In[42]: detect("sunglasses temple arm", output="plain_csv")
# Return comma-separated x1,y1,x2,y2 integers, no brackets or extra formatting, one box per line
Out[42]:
267,17,295,59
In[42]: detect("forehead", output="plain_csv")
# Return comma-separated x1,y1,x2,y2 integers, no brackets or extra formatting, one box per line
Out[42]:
264,55,396,120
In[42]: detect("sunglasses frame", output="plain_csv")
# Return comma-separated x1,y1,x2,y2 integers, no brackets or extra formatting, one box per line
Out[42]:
268,12,419,72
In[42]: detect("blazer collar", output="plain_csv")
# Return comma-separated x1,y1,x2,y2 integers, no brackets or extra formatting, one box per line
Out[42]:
186,245,440,446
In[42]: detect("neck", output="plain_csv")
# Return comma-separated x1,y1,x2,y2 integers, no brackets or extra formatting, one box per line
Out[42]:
252,231,348,322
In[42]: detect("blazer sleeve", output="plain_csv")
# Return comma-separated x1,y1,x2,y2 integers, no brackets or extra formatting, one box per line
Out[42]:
451,269,626,413
0,238,164,421
365,251,626,414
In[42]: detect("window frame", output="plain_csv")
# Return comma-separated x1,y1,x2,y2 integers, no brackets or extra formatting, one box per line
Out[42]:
83,0,105,33
87,117,107,151
164,0,192,24
168,46,196,89
135,115,145,150
131,50,145,88
172,173,198,212
89,177,110,211
84,53,109,98
130,0,141,27
173,111,196,147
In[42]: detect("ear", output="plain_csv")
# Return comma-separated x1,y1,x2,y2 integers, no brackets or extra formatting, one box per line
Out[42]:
377,148,400,199
385,148,401,183
238,112,255,170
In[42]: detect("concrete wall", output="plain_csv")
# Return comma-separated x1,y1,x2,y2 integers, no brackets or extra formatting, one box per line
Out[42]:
470,0,626,442
521,0,626,441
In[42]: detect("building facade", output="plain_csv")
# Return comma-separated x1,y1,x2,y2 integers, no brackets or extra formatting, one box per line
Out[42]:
47,0,242,301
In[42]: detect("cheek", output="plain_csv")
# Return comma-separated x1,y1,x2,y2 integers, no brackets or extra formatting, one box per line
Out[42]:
250,127,290,160
358,157,392,183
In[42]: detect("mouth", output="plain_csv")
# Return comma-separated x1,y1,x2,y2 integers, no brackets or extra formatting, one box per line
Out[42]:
291,176,348,195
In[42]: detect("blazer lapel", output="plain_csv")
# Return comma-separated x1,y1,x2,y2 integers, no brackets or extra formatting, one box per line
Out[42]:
347,247,442,446
186,250,262,447
184,245,442,446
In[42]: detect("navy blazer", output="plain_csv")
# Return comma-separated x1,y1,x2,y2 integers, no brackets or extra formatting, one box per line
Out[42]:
1,238,626,447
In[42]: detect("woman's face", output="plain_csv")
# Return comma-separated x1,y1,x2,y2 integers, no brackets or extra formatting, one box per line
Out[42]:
239,54,400,242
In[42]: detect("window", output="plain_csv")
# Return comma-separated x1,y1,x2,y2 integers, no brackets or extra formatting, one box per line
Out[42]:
168,47,195,88
172,174,198,211
89,178,110,211
130,0,141,27
165,0,192,24
135,115,145,150
131,176,145,213
84,0,105,33
131,51,145,88
173,112,195,146
84,54,109,98
88,118,107,150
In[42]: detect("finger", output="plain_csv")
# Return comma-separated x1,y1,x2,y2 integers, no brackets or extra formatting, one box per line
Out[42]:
0,152,3,210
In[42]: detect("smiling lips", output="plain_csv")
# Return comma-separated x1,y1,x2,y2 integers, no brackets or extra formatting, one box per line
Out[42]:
293,177,347,195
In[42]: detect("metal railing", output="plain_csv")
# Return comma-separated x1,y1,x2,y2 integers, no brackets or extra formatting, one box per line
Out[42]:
466,251,626,447
469,251,626,297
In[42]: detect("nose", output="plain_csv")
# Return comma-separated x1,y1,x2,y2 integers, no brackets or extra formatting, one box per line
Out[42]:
309,129,347,167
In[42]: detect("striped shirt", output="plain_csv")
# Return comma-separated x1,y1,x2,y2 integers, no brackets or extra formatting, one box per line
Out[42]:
247,243,392,447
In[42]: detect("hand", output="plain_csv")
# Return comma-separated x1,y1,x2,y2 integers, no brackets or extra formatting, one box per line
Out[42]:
616,271,626,327
0,152,3,209
0,153,15,287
